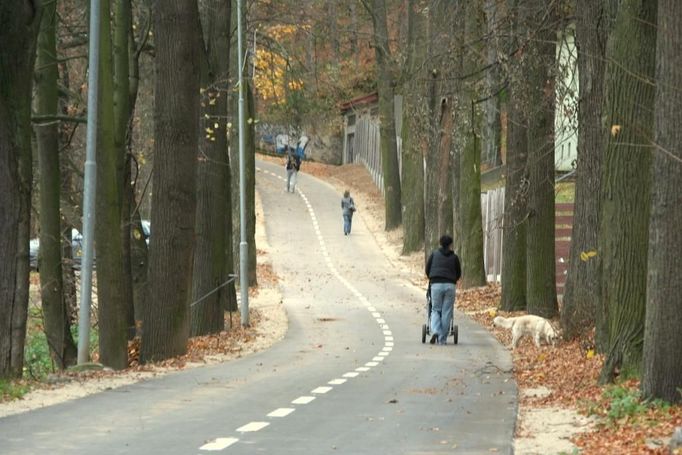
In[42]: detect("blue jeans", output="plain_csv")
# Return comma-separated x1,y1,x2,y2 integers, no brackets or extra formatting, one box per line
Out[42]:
286,169,297,192
343,214,353,235
430,282,456,344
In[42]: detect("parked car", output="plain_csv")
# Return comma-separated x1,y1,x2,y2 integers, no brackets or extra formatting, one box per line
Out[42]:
29,228,85,271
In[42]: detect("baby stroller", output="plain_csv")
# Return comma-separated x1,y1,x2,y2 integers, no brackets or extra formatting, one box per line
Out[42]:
421,285,458,344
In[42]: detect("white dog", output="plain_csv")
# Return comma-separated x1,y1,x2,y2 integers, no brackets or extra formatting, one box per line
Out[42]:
493,315,559,349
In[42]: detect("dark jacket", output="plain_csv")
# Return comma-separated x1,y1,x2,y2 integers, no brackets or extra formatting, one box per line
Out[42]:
425,247,462,284
286,154,301,171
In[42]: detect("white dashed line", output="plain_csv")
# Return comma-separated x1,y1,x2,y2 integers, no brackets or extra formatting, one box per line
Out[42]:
311,386,333,394
211,165,400,453
199,437,239,451
236,422,269,433
267,408,295,418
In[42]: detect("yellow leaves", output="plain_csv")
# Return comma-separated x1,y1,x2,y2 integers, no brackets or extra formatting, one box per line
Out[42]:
610,125,621,136
586,349,595,359
253,41,303,104
580,250,598,262
133,229,142,241
488,309,497,318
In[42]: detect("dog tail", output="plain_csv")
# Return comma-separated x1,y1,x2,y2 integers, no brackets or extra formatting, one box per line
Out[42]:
493,316,514,329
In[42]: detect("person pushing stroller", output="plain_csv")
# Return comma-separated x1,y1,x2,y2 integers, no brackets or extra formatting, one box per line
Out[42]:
425,235,462,345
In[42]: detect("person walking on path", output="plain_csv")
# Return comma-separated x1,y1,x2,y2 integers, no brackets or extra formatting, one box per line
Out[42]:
425,235,462,344
341,190,356,235
285,147,301,193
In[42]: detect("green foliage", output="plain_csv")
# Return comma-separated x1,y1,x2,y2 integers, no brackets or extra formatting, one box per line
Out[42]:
0,379,31,400
24,330,53,380
603,386,647,421
23,305,99,381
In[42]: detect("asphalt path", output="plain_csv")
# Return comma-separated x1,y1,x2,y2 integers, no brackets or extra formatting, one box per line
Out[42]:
0,159,517,455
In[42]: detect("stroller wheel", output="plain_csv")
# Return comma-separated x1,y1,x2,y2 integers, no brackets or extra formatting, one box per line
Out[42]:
453,325,459,345
421,324,427,343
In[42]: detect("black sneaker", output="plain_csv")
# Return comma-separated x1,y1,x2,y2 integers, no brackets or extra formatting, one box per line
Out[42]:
430,334,437,344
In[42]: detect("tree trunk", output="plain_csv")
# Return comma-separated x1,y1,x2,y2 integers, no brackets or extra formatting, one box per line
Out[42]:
400,0,426,254
191,0,232,336
95,0,128,369
245,79,258,286
141,0,200,362
423,1,455,258
641,0,681,404
0,1,41,379
561,0,607,342
127,6,149,325
457,0,487,289
369,0,402,230
524,2,558,318
35,1,77,369
113,0,136,340
483,0,502,168
499,0,528,312
599,0,656,383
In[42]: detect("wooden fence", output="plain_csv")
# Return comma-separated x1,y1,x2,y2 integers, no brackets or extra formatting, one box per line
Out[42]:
480,190,574,300
555,203,574,299
481,188,505,283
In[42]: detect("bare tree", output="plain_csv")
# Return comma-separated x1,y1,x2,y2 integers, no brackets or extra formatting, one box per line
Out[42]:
363,0,402,230
0,0,43,379
641,0,682,403
34,0,78,368
141,0,201,362
561,0,607,342
599,0,656,383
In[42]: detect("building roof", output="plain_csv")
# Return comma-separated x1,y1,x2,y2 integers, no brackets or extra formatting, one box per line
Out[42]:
339,93,378,114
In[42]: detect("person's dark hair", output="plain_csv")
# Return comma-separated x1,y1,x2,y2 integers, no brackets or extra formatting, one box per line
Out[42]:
343,190,350,198
439,234,453,248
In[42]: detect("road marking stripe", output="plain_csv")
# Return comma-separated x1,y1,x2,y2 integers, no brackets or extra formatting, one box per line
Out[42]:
311,386,333,394
355,367,370,372
328,378,347,385
385,336,394,341
385,341,394,347
382,346,393,352
199,437,239,451
378,351,390,357
383,330,392,335
292,396,316,404
368,306,376,312
267,408,295,418
373,356,384,362
365,361,379,367
371,312,381,317
377,318,386,324
343,372,359,378
236,422,269,432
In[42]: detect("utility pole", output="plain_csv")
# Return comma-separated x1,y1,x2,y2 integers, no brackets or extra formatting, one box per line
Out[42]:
77,0,101,364
237,0,249,326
